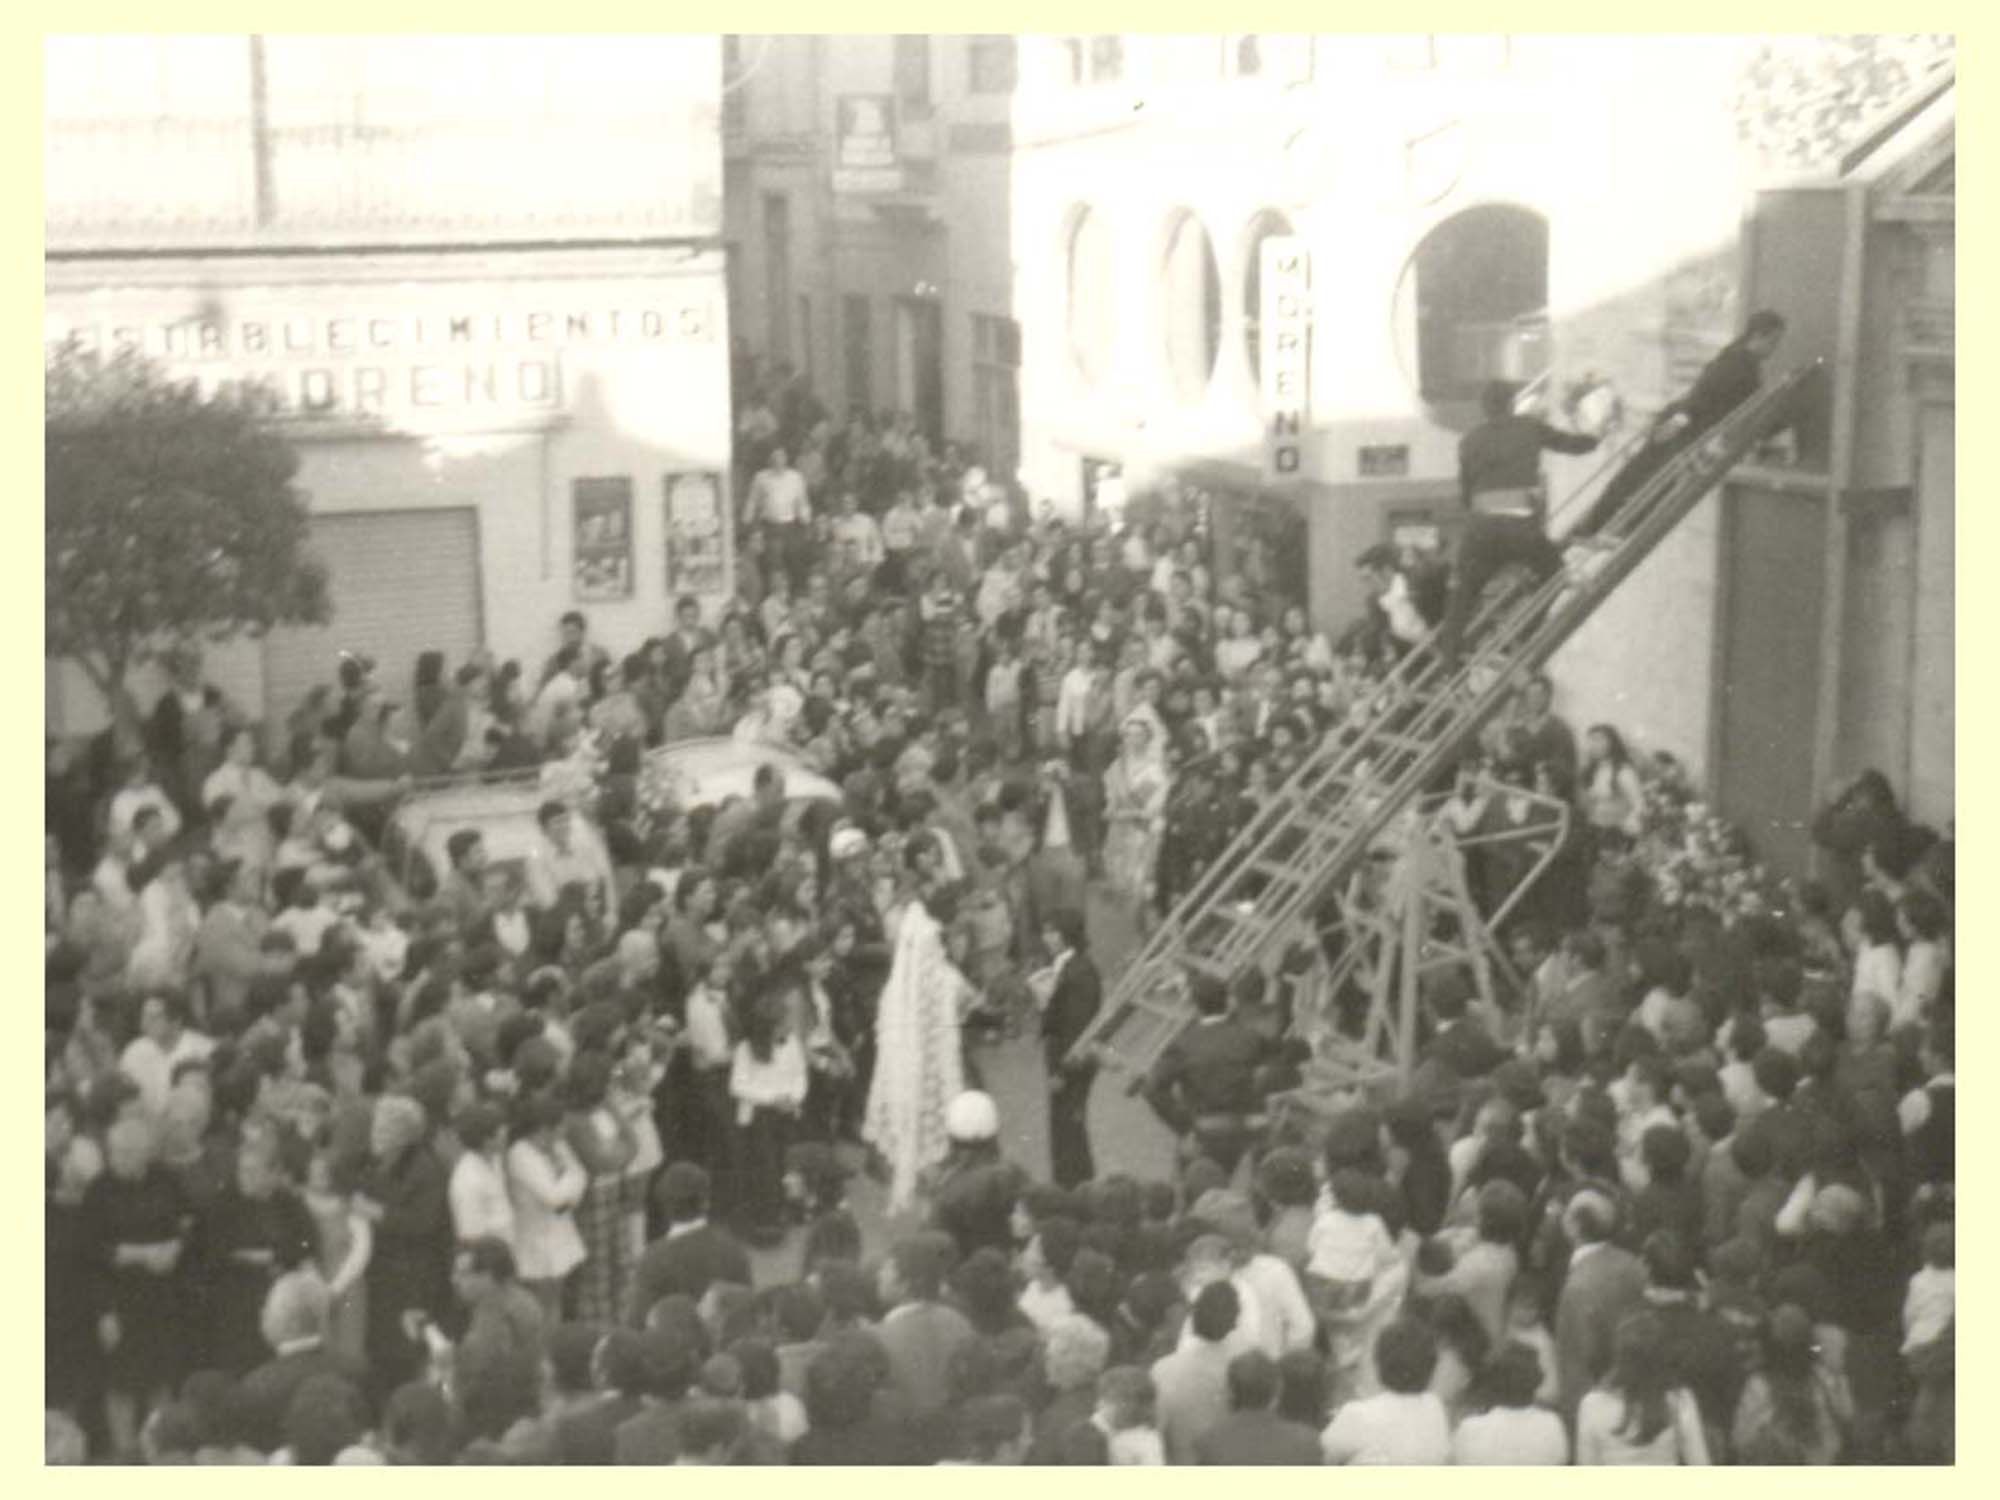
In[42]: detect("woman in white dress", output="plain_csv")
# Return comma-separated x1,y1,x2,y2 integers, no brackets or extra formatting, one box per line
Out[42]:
125,850,200,993
863,889,976,1217
1102,712,1172,934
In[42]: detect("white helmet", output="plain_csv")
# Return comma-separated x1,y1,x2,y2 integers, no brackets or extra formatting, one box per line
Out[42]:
944,1090,999,1142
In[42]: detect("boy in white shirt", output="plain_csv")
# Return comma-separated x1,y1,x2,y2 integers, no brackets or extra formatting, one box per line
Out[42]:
1320,1317,1452,1465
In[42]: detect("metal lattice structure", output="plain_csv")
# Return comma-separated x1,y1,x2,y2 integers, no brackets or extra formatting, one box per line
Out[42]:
1071,361,1823,1088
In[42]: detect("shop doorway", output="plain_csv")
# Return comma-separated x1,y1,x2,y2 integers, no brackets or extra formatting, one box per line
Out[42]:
263,507,483,734
895,295,945,448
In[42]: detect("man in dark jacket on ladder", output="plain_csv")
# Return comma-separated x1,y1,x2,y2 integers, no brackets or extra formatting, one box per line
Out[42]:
1568,309,1788,543
1434,379,1603,665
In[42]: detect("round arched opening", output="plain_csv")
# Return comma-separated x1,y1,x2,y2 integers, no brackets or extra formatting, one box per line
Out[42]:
1392,202,1549,428
1160,209,1221,405
1065,205,1114,387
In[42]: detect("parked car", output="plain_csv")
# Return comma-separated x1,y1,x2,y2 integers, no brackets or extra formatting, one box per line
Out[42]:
381,739,843,903
639,737,843,815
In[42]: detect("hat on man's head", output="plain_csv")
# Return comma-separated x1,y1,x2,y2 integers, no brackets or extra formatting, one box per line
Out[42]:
829,826,869,861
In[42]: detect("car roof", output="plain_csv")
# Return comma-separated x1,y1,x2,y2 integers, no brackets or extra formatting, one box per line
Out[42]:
388,775,551,872
387,742,842,876
643,737,844,808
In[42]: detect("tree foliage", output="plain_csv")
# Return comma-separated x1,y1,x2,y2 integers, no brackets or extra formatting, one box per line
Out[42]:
1734,34,1954,176
46,339,330,718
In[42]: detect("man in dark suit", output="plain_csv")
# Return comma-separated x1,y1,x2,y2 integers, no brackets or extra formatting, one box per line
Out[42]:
553,1328,650,1465
1640,1230,1749,1452
1504,673,1580,783
625,1163,751,1326
1423,969,1508,1081
1193,1350,1323,1465
790,1334,929,1465
1435,378,1603,664
233,1270,370,1454
1554,1188,1648,1418
612,1326,698,1464
1039,909,1102,1188
871,1232,976,1423
656,593,715,704
1144,971,1266,1176
1571,310,1788,541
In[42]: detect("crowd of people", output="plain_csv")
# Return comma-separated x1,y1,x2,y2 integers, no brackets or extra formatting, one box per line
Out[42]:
44,358,1953,1466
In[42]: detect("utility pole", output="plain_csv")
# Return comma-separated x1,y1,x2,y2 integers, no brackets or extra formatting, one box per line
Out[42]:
816,35,842,412
248,34,274,229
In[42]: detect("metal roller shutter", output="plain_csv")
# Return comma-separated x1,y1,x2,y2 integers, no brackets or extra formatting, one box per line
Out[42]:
263,507,482,732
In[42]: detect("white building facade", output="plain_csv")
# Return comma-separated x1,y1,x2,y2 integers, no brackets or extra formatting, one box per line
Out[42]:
45,35,732,736
1005,33,1775,784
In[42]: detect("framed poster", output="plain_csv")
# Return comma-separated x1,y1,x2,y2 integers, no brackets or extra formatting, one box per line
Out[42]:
572,477,634,601
664,470,729,597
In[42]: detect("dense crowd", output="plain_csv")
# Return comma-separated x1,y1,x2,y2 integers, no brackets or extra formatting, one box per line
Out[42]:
45,363,1953,1465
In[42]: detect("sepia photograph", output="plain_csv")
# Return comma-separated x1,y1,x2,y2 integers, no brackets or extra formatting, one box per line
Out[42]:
44,31,1953,1467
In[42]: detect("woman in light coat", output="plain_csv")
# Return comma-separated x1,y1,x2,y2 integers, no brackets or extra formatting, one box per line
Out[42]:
506,1090,588,1316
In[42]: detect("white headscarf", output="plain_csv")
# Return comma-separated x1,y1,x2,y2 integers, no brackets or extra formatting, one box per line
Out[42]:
1119,704,1169,780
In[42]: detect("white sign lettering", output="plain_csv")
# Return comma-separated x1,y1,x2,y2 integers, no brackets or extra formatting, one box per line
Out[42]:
1261,237,1310,482
46,298,717,424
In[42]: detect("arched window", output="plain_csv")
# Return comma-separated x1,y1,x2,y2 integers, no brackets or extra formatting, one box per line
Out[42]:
1161,210,1221,404
1065,206,1113,387
1394,202,1548,421
1241,209,1296,386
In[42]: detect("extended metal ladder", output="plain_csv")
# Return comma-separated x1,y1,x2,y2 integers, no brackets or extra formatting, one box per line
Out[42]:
1071,361,1821,1083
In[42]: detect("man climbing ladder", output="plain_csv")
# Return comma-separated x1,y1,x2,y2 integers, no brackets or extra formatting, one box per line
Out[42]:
1569,309,1790,542
1433,379,1602,664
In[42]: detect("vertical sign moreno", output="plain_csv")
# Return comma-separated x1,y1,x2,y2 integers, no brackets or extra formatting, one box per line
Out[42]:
1261,237,1311,482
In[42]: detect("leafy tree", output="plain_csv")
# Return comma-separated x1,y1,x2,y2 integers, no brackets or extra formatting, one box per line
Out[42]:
46,339,330,729
1735,34,1954,176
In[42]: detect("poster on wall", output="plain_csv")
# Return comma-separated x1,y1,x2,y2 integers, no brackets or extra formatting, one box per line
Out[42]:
665,471,730,598
572,477,634,601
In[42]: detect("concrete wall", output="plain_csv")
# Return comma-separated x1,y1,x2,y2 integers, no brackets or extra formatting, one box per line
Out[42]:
1836,499,1917,790
1909,398,1954,825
